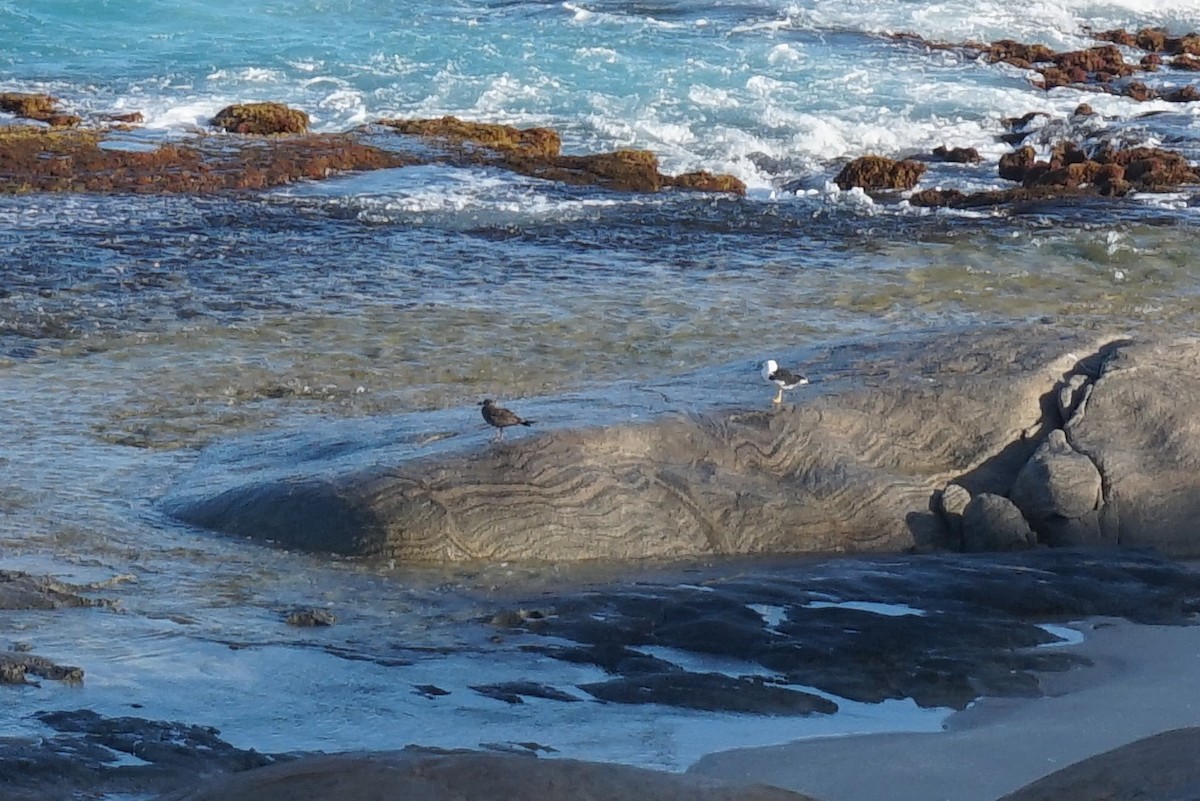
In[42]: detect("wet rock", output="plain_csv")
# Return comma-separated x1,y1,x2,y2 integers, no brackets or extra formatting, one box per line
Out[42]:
0,92,80,127
0,709,282,801
470,681,580,704
525,549,1197,716
154,749,817,801
285,608,335,627
1123,81,1158,101
667,170,747,195
0,651,84,685
999,146,1037,182
961,493,1036,552
0,569,104,610
1010,428,1102,524
210,102,309,135
1072,103,1094,116
581,672,838,715
1170,53,1200,71
1166,85,1200,103
104,111,144,124
0,127,409,194
379,116,745,195
931,145,982,164
834,155,926,191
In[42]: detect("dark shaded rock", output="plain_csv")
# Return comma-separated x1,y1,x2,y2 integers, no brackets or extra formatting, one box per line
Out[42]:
155,749,818,801
210,102,309,135
961,493,1036,551
581,672,838,715
931,145,982,164
1170,53,1200,71
522,549,1198,717
999,146,1037,182
937,482,971,542
0,710,282,801
834,155,926,191
1072,103,1094,116
470,681,581,704
1010,428,1102,521
999,728,1200,801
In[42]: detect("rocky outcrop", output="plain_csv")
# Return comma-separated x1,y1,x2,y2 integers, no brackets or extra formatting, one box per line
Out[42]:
163,327,1200,563
210,102,310,135
961,493,1036,552
0,92,80,127
380,115,747,195
156,749,815,801
0,126,409,193
834,155,926,191
377,115,562,158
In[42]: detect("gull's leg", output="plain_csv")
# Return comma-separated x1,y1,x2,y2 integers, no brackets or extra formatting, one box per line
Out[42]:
773,388,783,404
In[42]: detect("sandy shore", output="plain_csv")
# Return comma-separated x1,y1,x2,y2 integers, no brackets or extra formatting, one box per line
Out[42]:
689,617,1200,801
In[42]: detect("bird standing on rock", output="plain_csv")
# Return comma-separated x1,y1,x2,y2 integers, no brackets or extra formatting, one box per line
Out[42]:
480,399,535,441
761,359,809,404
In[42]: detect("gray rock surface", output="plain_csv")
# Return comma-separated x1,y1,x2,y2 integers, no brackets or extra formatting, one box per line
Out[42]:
1009,428,1102,521
161,328,1200,562
1066,338,1200,556
961,493,1036,552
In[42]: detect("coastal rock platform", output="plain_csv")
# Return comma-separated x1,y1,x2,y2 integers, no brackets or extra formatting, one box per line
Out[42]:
162,327,1200,563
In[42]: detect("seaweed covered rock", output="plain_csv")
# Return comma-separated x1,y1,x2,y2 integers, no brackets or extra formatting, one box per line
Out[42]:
378,115,562,158
834,155,926,191
0,127,408,193
0,92,80,127
211,102,310,135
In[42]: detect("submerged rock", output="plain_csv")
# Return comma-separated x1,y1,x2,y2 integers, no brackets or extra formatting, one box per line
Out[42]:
210,102,310,135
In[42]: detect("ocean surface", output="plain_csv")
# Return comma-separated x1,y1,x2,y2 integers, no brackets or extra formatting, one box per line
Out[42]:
2,0,1200,781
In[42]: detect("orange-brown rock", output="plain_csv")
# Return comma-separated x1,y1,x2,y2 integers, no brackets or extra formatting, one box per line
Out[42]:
0,127,408,193
983,40,1055,66
1141,53,1163,69
998,146,1037,182
667,170,747,195
1048,141,1088,168
1124,82,1158,101
834,155,926,191
1166,85,1200,102
210,102,309,135
522,149,664,192
378,115,562,158
104,111,144,124
1170,53,1200,71
931,145,982,164
0,92,80,127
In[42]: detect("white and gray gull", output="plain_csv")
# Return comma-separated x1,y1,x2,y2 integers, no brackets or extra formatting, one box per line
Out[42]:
760,359,809,404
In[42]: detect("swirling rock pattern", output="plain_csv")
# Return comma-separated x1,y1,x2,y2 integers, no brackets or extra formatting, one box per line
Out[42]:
168,327,1170,563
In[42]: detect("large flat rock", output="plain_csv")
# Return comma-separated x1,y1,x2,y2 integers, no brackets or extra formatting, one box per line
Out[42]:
161,327,1200,562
